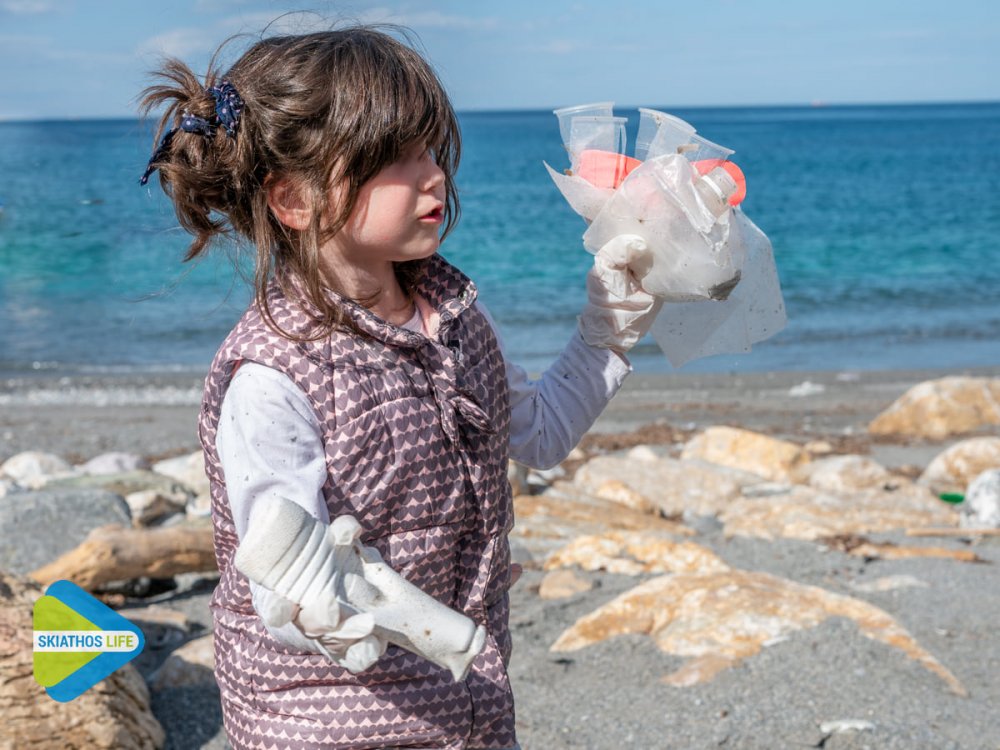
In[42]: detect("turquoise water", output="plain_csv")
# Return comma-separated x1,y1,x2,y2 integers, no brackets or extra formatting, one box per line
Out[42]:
1,102,998,375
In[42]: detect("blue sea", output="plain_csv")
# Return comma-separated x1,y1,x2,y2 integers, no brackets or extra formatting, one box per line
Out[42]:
1,102,998,376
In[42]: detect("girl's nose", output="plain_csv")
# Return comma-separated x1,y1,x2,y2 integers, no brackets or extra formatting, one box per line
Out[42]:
422,159,445,192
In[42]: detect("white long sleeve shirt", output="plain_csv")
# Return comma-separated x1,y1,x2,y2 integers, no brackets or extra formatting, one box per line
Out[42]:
216,300,630,648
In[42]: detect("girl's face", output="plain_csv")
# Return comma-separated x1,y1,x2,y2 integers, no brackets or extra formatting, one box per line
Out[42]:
328,143,447,271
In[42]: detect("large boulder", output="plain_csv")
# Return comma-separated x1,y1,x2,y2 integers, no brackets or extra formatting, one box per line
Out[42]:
148,634,216,692
0,451,75,489
543,531,729,576
868,376,1000,440
511,482,693,559
80,452,150,476
0,489,130,574
918,437,1000,495
550,569,965,695
573,450,760,517
798,454,896,493
681,426,810,482
0,572,165,749
720,484,957,541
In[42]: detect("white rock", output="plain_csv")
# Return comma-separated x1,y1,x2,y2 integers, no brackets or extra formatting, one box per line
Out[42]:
789,381,825,397
851,575,929,593
187,493,213,518
152,451,209,496
819,719,875,734
801,455,894,493
626,445,660,462
0,451,73,486
80,452,149,475
126,490,187,527
960,469,1000,528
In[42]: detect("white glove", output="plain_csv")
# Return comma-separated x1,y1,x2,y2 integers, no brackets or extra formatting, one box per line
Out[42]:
237,499,487,681
578,234,664,353
245,511,388,673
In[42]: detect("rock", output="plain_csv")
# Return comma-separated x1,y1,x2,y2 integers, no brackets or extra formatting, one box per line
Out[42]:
960,469,1000,528
0,451,74,488
799,454,895,493
124,604,195,653
573,454,758,518
788,380,825,397
919,437,1000,495
868,376,1000,439
44,470,194,508
0,571,165,748
590,479,657,514
550,569,966,695
511,483,693,559
804,440,835,455
850,575,929,593
148,634,216,691
152,451,209,497
125,490,187,527
543,531,730,576
819,719,875,735
0,488,131,574
538,569,593,600
186,492,212,518
81,452,150,475
681,426,810,482
720,485,957,541
626,445,660,462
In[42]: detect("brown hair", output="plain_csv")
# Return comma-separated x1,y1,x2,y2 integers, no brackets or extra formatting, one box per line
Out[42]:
139,25,461,339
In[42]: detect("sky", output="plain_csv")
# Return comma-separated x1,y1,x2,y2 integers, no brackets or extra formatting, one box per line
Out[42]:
0,0,998,120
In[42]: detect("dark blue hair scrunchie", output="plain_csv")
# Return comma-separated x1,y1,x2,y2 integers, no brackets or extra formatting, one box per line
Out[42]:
139,80,245,186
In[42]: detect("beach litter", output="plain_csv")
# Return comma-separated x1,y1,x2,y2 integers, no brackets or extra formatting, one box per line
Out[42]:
546,103,786,367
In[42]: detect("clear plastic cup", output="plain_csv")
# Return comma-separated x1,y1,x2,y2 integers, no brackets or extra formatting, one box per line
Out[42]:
553,101,615,149
635,108,696,160
567,116,628,172
681,133,735,163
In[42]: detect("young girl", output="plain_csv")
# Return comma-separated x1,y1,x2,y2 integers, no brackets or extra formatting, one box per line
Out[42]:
141,25,660,750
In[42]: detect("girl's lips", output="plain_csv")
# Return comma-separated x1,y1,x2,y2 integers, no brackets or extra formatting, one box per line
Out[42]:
420,206,444,223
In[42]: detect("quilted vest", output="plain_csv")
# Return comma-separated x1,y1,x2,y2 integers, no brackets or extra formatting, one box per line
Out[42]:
198,255,516,750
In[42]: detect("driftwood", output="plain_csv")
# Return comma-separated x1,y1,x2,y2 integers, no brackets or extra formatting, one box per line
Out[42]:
0,572,165,749
30,523,217,590
906,526,1000,538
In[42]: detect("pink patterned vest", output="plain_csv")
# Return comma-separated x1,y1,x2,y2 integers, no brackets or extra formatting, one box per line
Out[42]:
199,255,516,750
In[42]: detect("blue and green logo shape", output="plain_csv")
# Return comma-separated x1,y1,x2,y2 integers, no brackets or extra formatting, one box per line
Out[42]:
33,580,145,702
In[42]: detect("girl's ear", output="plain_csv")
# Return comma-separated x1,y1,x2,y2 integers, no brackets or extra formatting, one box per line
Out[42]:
266,175,313,231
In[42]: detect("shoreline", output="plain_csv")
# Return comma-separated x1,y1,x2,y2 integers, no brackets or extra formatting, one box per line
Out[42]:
3,363,998,465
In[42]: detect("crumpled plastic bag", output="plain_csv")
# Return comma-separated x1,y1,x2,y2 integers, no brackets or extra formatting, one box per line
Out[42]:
547,103,786,367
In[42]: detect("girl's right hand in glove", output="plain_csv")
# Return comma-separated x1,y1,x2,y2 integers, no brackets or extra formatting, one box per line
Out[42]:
578,234,663,353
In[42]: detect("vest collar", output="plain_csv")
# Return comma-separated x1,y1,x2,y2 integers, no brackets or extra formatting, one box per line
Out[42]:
272,253,478,351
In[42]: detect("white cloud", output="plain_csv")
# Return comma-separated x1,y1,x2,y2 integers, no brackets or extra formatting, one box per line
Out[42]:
538,39,577,55
136,27,219,59
0,0,55,13
340,6,499,31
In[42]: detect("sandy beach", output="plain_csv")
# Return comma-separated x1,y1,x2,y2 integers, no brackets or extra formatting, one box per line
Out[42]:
4,364,1000,749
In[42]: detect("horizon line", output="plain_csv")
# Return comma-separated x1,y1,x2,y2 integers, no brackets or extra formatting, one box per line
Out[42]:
1,97,997,124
